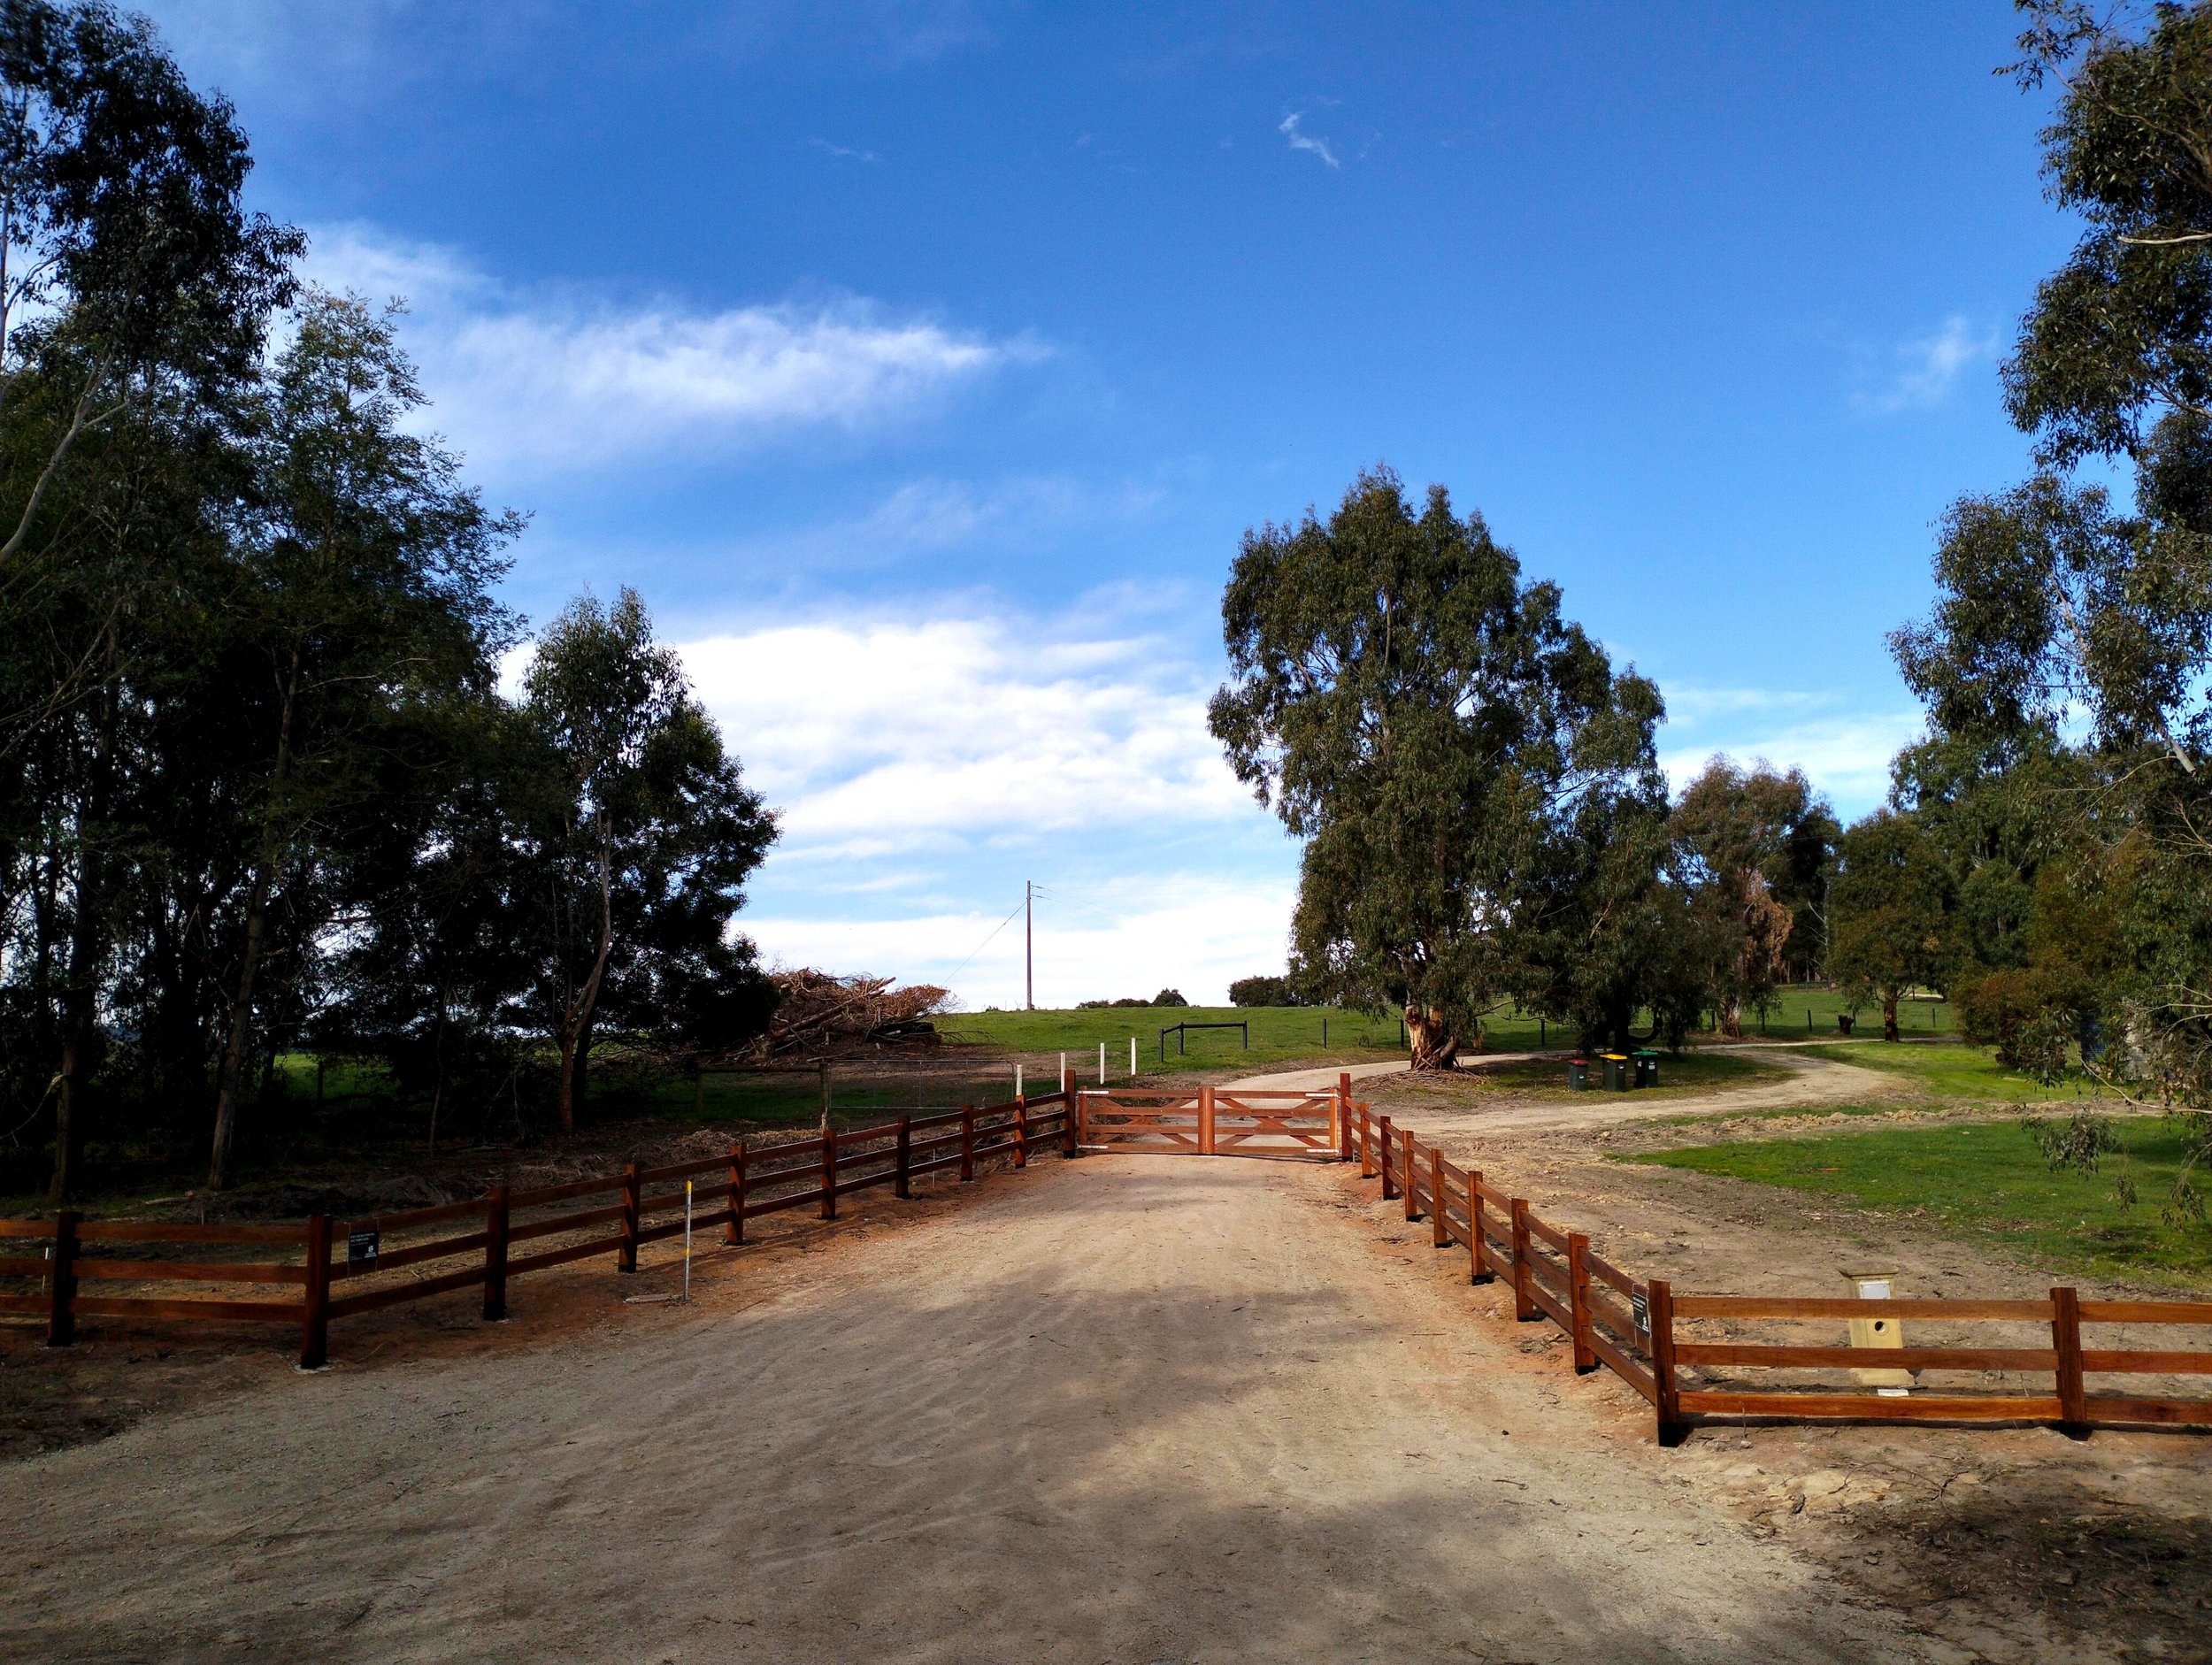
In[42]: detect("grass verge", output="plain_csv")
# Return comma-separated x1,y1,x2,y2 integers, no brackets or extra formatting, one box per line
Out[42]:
1628,1116,2212,1288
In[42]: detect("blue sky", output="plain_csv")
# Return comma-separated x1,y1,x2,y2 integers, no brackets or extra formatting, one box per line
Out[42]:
145,1,2070,1007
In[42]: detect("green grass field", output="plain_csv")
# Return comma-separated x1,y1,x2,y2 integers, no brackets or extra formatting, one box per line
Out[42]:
1794,1039,2070,1103
1631,1116,2212,1287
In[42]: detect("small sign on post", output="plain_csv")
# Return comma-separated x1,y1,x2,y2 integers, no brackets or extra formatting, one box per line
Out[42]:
1843,1268,1913,1395
347,1227,380,1267
1630,1288,1650,1337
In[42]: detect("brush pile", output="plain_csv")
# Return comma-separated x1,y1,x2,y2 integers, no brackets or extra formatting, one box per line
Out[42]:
743,970,953,1060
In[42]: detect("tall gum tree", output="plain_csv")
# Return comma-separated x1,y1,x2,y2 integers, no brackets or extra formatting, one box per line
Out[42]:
1210,466,1663,1070
518,588,775,1133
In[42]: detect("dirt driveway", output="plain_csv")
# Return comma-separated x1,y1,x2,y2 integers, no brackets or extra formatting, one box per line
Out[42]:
0,1155,1944,1665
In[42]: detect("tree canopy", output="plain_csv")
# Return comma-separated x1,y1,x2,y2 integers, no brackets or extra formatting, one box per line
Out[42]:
0,4,778,1195
1210,467,1664,1065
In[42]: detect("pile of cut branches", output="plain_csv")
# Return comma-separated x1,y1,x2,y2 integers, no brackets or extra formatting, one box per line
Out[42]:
741,970,953,1060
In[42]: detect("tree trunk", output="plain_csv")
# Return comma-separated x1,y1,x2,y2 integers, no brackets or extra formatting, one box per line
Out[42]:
555,834,615,1136
208,653,298,1191
1405,1005,1458,1071
52,668,119,1201
555,1025,579,1135
206,854,274,1190
1719,994,1743,1040
572,1017,595,1118
1882,990,1901,1044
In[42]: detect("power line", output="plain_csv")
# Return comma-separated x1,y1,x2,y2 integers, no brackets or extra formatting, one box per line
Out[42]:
942,894,1030,983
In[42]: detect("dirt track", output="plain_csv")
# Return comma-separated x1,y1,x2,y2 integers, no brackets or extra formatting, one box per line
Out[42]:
0,1155,1945,1664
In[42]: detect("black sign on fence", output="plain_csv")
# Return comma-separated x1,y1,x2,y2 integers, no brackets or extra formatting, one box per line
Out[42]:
1630,1289,1650,1336
347,1228,380,1267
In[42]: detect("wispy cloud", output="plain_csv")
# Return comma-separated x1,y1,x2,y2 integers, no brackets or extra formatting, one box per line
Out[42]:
303,224,1040,472
1855,315,1996,414
1278,111,1340,168
1658,686,1924,814
810,136,882,163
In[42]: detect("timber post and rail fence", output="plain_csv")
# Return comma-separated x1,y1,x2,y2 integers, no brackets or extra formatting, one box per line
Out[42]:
7,1063,2212,1444
0,1072,1080,1370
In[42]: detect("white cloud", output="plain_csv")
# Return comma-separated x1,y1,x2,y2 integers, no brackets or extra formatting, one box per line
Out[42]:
1658,687,1924,812
747,882,1298,1012
810,137,882,163
677,614,1252,855
1279,111,1340,168
669,608,1296,1007
302,224,1036,471
1855,315,1995,414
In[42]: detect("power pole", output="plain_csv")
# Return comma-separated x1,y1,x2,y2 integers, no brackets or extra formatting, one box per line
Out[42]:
1025,879,1034,1010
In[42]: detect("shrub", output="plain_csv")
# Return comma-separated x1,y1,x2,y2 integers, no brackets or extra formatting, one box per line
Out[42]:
1228,975,1302,1007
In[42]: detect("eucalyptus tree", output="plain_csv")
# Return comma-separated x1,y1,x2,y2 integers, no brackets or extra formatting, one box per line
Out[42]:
200,292,518,1189
0,0,297,1193
1671,759,1838,1032
0,0,297,570
1210,466,1664,1068
1829,809,1955,1044
517,589,776,1132
1891,1,2212,1106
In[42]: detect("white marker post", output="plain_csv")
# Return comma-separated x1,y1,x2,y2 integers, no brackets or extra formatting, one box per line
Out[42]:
1098,1041,1106,1085
1130,1037,1137,1078
1015,1063,1025,1099
683,1181,694,1304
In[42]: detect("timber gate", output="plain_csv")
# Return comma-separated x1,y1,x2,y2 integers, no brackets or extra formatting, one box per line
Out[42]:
1074,1083,1348,1161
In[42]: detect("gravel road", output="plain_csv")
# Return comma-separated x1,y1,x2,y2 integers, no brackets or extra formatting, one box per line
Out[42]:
1,1155,1944,1663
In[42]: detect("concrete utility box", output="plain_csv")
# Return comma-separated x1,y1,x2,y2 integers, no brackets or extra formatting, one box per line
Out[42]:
1568,1058,1590,1091
1842,1268,1913,1394
1601,1053,1629,1092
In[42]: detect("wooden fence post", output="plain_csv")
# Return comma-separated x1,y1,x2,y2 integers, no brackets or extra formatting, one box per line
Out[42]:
1567,1232,1597,1372
43,1209,79,1347
726,1142,749,1245
959,1105,975,1181
1648,1278,1685,1446
1509,1199,1538,1321
2052,1285,2089,1439
483,1185,511,1322
820,1121,839,1221
299,1214,332,1370
1429,1146,1448,1247
1338,1072,1354,1162
1063,1065,1078,1155
1014,1096,1029,1169
895,1117,913,1199
1467,1170,1493,1283
1378,1116,1396,1199
618,1162,641,1273
1402,1129,1420,1222
1359,1108,1373,1178
725,1143,747,1245
1198,1085,1216,1156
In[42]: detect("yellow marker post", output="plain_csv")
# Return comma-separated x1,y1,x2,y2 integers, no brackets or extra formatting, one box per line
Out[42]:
1842,1268,1911,1394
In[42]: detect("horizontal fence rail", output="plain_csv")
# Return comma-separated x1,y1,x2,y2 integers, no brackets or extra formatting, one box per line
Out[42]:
1,1080,1079,1370
1342,1102,2212,1445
